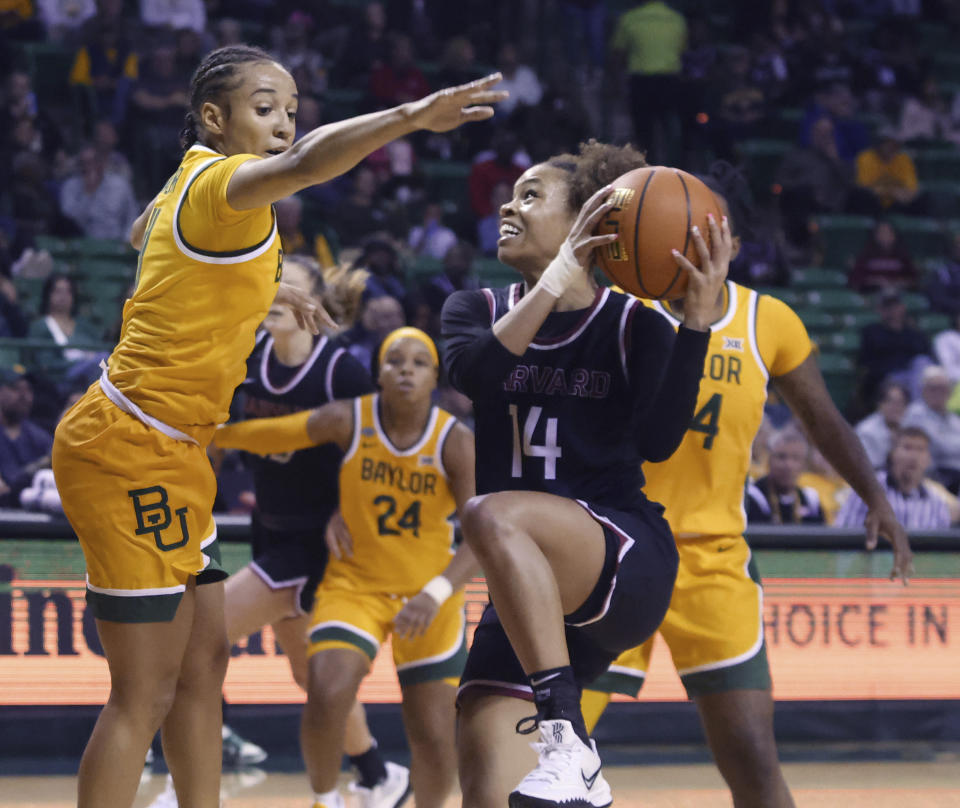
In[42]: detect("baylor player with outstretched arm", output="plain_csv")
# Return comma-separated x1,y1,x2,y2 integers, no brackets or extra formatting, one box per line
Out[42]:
51,43,506,808
582,163,913,808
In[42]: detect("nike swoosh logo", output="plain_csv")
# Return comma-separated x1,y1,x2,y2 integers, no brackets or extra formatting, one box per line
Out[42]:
529,672,562,687
582,765,601,790
717,544,735,552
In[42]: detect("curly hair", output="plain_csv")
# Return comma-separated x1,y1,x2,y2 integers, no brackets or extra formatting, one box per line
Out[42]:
695,160,755,239
281,255,370,331
179,45,274,152
548,139,648,212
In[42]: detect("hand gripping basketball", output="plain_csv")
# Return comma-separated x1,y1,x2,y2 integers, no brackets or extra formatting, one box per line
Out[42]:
538,185,619,298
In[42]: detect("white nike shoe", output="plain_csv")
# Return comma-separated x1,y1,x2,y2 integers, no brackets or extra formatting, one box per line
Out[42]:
508,719,612,808
145,775,178,808
350,760,412,808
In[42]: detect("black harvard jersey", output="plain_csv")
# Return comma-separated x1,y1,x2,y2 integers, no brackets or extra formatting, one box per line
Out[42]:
238,332,373,524
441,283,709,509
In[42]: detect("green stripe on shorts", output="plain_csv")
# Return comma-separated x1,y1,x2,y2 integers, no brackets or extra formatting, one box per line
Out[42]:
310,626,378,660
397,633,468,687
680,642,772,697
197,537,228,585
589,669,645,697
86,589,182,623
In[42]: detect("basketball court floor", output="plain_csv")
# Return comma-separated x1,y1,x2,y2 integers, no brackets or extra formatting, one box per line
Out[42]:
5,756,960,807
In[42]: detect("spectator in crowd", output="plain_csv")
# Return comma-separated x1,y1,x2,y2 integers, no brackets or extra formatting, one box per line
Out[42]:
476,180,512,255
328,165,388,248
855,130,922,213
713,45,767,152
27,272,104,383
778,116,863,245
435,35,479,88
494,42,543,119
336,0,389,87
0,367,53,508
468,129,526,218
212,17,243,48
407,202,458,260
38,0,96,43
610,0,687,164
848,219,921,292
294,94,323,141
68,18,138,127
11,153,76,251
130,41,190,188
419,239,478,336
855,288,930,416
369,32,430,108
896,75,960,145
835,426,951,530
924,232,960,317
746,429,825,524
799,83,869,164
934,311,960,385
797,445,845,524
352,236,406,301
560,0,606,79
855,380,910,469
91,118,132,181
903,365,960,493
341,293,406,373
1,70,65,168
270,10,328,98
0,273,29,338
138,0,205,33
59,143,139,240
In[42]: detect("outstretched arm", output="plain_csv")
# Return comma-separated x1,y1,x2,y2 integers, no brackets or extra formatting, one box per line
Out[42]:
775,354,913,582
213,399,354,455
227,75,507,210
394,422,479,639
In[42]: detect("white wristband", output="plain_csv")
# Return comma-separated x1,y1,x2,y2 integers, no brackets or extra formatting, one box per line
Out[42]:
420,575,454,606
536,241,581,298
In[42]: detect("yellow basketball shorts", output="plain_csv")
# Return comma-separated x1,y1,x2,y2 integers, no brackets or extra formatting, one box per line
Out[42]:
52,384,225,623
589,534,770,698
307,584,468,688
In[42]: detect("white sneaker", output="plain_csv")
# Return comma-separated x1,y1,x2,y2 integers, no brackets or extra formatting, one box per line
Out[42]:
222,723,268,767
350,760,412,808
311,790,345,808
145,775,178,808
508,720,612,808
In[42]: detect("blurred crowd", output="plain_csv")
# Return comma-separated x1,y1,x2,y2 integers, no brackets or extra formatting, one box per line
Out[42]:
4,0,960,530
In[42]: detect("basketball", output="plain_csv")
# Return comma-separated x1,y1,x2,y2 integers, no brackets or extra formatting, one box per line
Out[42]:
595,166,724,300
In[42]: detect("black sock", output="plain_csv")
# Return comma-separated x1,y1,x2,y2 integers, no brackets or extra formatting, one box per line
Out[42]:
349,740,388,788
528,665,589,745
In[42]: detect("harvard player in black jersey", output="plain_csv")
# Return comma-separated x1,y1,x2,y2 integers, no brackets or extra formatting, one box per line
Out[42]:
215,256,410,808
441,141,732,808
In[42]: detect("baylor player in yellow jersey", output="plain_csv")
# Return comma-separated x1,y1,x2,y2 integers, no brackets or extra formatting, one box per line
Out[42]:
214,328,477,808
50,42,506,808
583,164,913,808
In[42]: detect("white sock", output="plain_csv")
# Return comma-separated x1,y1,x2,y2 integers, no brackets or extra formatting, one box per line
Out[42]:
313,787,341,807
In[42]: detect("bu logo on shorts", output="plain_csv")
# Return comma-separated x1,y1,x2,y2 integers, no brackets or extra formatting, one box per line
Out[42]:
128,485,190,550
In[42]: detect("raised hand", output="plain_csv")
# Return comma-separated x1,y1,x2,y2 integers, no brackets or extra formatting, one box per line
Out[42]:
407,73,509,133
275,281,336,334
671,213,732,331
393,592,440,639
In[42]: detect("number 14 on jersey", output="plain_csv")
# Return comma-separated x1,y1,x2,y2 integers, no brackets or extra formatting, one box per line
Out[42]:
509,404,562,480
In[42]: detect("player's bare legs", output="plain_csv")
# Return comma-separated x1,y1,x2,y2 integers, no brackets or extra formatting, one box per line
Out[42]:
161,579,230,808
77,578,207,808
301,648,370,794
460,491,606,673
225,567,375,752
695,690,796,808
457,691,538,808
399,681,457,808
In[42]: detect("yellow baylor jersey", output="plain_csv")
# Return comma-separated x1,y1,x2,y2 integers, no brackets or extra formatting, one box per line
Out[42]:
108,144,281,439
642,281,813,537
333,394,459,596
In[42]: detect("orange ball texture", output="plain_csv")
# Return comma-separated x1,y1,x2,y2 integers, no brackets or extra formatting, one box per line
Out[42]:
595,166,724,300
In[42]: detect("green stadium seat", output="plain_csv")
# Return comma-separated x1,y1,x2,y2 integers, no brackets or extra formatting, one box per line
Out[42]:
791,266,846,289
34,235,76,261
803,288,865,311
814,214,874,267
900,291,930,314
22,42,75,109
13,276,47,316
837,309,878,329
74,237,137,260
817,352,855,374
811,329,860,353
76,258,136,282
886,215,948,261
917,311,951,333
793,309,836,330
406,255,443,288
323,87,364,119
737,139,792,195
754,287,804,308
420,160,473,213
475,258,517,288
914,149,960,183
0,339,22,369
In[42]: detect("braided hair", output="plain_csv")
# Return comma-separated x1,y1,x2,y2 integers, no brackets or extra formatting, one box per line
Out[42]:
179,45,274,152
695,160,756,240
